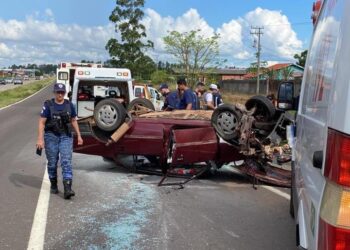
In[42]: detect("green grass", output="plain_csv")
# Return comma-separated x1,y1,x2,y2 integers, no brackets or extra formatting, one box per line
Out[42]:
0,78,54,108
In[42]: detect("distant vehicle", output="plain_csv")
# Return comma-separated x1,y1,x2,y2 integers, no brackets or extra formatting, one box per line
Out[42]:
56,62,103,99
13,78,23,85
0,79,5,85
133,84,164,111
4,78,13,84
23,76,29,81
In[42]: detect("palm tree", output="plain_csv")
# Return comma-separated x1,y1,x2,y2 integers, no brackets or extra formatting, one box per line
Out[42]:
281,66,294,81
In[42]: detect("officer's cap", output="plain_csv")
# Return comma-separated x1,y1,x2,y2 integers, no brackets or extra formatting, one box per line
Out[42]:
53,83,66,93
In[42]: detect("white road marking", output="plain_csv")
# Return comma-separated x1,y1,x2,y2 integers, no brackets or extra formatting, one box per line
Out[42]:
262,185,290,200
0,83,52,111
27,168,50,250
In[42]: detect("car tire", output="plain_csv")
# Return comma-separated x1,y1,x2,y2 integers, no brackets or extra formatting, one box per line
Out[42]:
253,121,276,131
211,104,242,141
93,99,126,132
128,98,155,113
245,95,276,122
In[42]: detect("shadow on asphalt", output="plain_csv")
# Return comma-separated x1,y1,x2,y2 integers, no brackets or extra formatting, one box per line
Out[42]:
9,173,43,189
73,156,251,186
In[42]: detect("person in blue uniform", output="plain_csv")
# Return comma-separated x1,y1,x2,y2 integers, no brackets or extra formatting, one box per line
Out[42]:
159,83,179,111
176,78,195,110
36,83,83,199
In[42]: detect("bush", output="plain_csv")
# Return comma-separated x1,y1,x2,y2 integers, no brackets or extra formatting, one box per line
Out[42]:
150,70,172,85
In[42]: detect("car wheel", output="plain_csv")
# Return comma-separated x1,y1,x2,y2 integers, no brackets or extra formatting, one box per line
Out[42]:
211,104,242,141
128,98,155,114
245,95,276,122
94,99,126,132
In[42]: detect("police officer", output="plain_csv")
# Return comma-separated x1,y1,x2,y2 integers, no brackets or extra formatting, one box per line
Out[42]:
36,83,83,199
159,83,178,111
176,78,196,110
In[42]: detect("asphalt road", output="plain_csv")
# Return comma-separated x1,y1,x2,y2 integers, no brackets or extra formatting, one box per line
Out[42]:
0,85,297,250
0,79,38,92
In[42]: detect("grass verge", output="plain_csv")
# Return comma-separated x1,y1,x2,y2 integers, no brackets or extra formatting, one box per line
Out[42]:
222,91,253,105
0,78,54,108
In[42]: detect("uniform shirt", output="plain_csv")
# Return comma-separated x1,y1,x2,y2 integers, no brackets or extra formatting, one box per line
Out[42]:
40,99,77,119
213,92,223,107
162,91,178,110
178,89,195,110
192,91,199,110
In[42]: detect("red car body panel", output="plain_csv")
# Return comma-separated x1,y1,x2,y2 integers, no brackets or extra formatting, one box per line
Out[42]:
73,117,244,165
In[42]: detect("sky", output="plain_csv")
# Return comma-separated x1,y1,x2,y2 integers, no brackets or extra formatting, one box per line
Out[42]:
0,0,315,68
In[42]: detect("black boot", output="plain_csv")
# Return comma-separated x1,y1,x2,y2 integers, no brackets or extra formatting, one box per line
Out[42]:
49,178,59,194
63,180,75,199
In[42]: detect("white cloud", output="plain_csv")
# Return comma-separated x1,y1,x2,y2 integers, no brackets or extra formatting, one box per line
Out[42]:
0,7,304,67
0,13,114,66
143,7,303,66
242,8,303,60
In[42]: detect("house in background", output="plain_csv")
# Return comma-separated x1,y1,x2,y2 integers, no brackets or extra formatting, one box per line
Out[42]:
172,68,247,83
243,63,304,80
267,63,304,80
212,68,247,80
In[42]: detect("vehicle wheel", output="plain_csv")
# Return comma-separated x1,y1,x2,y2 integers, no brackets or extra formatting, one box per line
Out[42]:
211,104,242,141
254,121,276,131
245,95,276,122
128,98,155,113
94,99,126,132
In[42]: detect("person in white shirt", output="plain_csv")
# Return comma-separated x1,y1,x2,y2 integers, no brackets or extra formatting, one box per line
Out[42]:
203,84,218,110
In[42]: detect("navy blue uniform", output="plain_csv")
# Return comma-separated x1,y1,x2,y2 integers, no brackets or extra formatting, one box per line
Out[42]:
178,89,195,110
162,91,179,110
40,99,76,181
213,92,223,107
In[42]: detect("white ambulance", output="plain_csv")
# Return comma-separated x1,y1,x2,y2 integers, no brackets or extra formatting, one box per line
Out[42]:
56,62,103,98
291,0,350,249
70,67,135,118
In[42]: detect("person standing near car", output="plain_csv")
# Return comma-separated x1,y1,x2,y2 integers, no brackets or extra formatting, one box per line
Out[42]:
36,83,83,199
159,83,178,111
177,78,195,110
213,84,223,107
193,82,205,110
203,84,218,110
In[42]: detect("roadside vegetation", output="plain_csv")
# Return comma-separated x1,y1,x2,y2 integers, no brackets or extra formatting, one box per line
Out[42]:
0,78,53,108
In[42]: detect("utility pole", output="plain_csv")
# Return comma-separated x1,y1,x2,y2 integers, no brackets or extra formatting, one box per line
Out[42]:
251,26,264,94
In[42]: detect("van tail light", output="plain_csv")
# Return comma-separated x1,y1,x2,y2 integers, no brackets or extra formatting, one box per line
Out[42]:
325,129,350,187
318,128,350,250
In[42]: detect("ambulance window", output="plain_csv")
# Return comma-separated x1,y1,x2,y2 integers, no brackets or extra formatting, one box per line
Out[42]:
58,72,68,81
300,0,344,121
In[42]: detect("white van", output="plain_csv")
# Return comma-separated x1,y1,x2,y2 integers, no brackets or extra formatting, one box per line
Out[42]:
70,67,134,118
56,62,103,98
291,0,350,249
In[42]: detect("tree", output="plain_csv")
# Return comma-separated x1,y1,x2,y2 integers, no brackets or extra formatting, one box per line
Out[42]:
247,61,268,79
150,70,172,85
163,30,220,87
294,50,308,67
106,0,154,76
281,66,294,80
133,55,157,80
